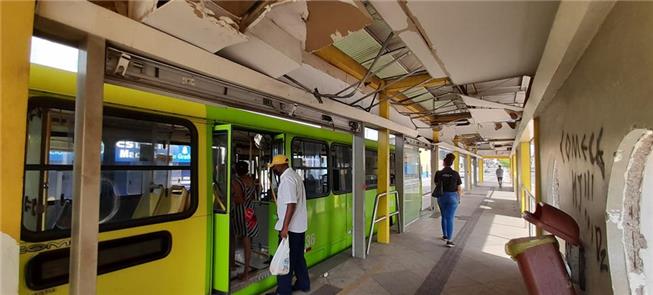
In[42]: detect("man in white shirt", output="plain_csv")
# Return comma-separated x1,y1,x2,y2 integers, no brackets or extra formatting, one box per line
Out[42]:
268,155,309,294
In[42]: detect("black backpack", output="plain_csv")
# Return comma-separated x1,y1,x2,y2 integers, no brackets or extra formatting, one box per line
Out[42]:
432,173,444,198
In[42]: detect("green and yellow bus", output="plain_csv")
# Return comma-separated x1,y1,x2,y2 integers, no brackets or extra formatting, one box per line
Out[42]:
18,64,398,295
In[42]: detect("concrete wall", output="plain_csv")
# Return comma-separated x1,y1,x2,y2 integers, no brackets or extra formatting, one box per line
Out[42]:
536,2,653,293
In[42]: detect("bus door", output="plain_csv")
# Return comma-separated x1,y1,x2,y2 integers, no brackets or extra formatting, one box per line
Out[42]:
212,124,231,293
212,125,286,293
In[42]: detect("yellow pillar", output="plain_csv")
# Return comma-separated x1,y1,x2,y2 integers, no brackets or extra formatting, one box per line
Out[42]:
1,1,34,294
519,142,531,213
376,91,391,244
453,151,460,171
479,158,484,183
512,154,518,198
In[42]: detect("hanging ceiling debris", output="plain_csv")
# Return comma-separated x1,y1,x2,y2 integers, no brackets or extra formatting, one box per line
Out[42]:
89,0,560,156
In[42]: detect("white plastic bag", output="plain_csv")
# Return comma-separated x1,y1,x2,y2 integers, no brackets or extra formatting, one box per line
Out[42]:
269,238,290,275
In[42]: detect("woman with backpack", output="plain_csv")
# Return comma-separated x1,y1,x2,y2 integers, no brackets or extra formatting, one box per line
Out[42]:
432,153,463,248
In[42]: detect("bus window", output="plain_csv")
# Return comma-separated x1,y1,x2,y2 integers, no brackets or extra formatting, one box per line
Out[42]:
331,144,352,194
364,150,396,189
291,138,329,198
212,132,229,213
22,101,197,241
365,149,377,188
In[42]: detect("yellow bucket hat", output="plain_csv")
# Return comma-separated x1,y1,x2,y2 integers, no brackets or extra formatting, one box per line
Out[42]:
268,155,289,168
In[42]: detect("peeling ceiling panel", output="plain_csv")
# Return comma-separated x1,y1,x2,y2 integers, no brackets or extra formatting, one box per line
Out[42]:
305,1,372,52
478,122,517,139
264,1,309,48
215,1,256,17
137,0,248,53
220,17,302,78
461,95,523,111
469,109,512,123
396,30,447,79
405,1,559,84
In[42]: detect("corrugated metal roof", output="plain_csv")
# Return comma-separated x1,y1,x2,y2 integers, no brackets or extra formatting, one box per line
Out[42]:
332,29,408,79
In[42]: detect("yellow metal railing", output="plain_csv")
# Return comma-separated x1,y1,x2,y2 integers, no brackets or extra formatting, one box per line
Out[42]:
367,191,401,255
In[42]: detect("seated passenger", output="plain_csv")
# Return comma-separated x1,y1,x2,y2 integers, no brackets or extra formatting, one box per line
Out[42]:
230,161,259,280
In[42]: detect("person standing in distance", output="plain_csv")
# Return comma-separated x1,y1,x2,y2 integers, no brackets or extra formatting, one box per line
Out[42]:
268,155,310,294
496,165,504,189
434,153,463,248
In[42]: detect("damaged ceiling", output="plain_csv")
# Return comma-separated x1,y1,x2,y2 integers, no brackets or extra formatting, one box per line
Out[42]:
90,0,560,156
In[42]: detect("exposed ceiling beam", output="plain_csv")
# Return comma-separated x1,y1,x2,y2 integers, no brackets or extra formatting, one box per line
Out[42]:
487,138,516,142
385,74,449,92
314,45,383,89
314,45,432,121
430,112,472,124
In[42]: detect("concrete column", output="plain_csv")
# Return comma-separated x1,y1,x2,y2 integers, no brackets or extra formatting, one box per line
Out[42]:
352,123,366,258
69,35,105,295
376,92,391,244
394,135,404,233
0,2,34,294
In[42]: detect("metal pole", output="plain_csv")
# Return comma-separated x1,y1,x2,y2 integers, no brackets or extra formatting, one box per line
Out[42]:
394,135,405,233
352,123,366,259
431,131,440,212
69,35,105,295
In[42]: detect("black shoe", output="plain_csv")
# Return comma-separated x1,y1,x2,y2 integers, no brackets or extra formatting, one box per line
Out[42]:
292,285,310,292
446,240,455,248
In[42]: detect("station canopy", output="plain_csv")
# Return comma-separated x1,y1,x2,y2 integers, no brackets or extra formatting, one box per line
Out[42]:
41,0,559,156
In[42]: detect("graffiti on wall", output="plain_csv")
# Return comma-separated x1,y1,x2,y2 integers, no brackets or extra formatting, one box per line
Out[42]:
559,127,609,272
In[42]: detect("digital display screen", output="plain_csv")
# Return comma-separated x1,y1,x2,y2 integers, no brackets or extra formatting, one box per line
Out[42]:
114,141,190,164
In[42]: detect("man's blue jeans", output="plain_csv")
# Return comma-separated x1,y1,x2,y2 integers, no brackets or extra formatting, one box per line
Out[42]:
276,232,310,294
438,192,459,239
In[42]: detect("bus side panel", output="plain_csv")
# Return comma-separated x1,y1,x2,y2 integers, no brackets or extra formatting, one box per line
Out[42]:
17,81,211,295
18,216,208,295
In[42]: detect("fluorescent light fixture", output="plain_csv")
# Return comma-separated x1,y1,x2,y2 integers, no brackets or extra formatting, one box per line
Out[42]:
30,36,79,72
242,110,321,129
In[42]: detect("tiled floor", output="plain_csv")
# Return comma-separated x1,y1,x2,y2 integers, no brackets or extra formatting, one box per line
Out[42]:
299,184,528,295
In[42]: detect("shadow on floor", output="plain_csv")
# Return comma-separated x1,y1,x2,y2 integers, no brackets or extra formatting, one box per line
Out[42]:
294,185,529,295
